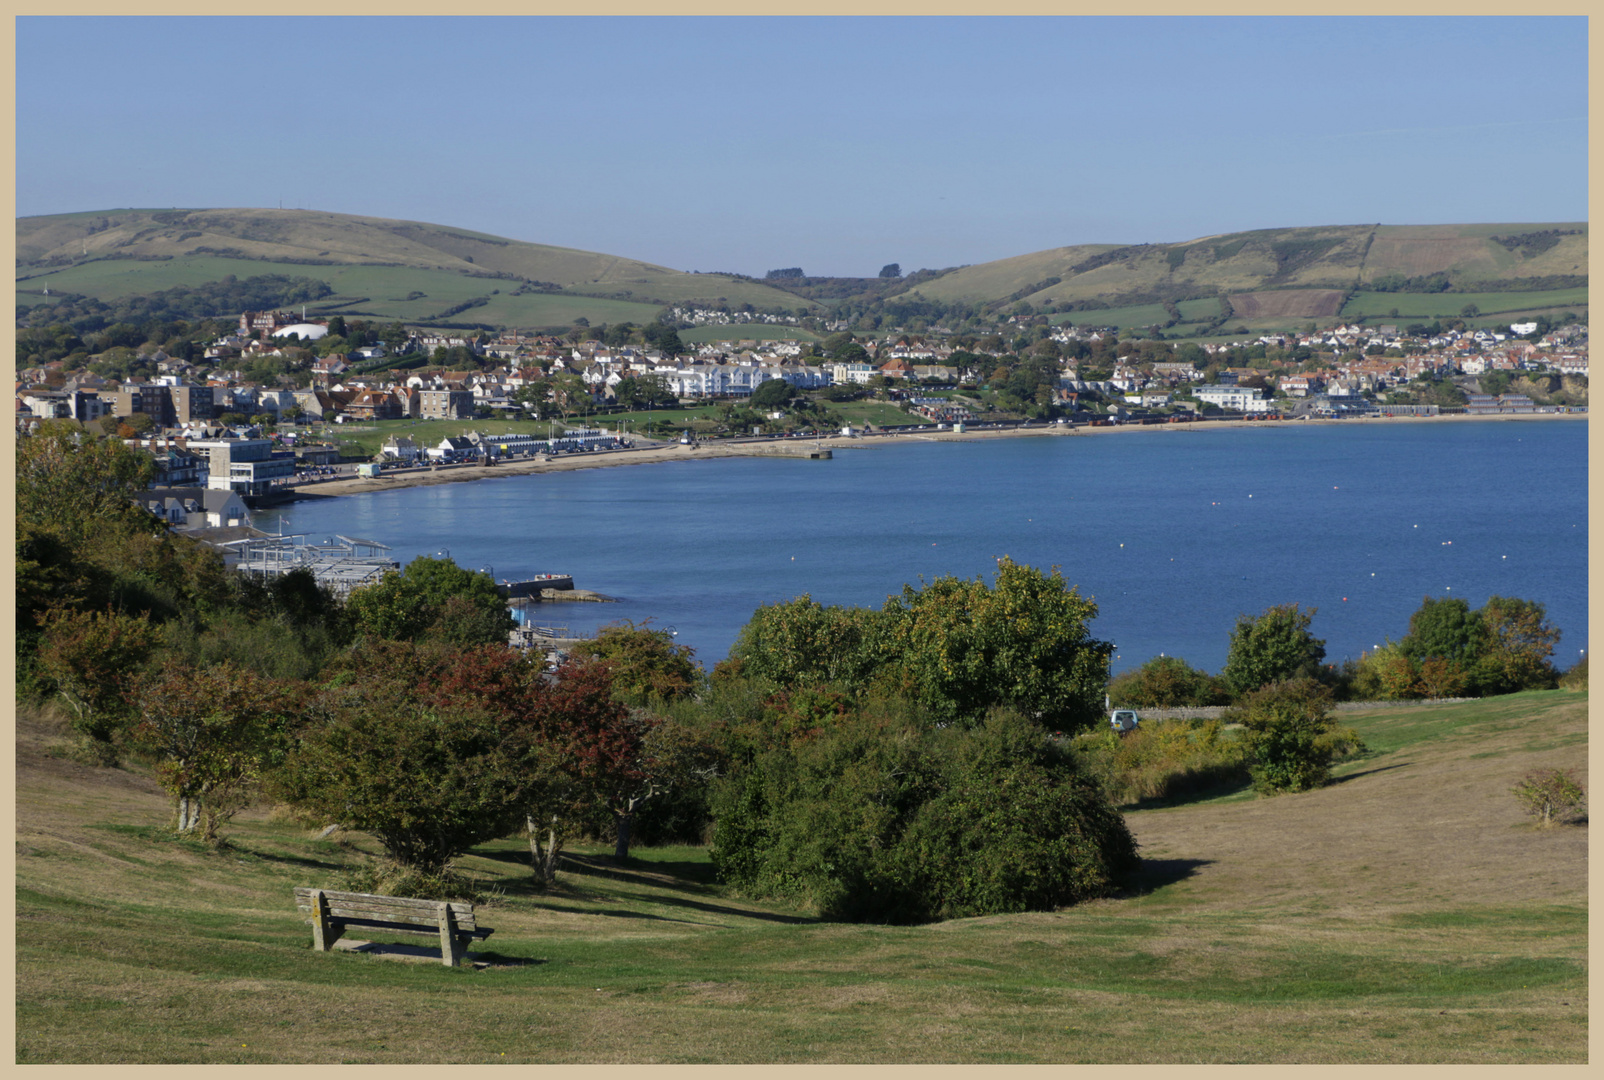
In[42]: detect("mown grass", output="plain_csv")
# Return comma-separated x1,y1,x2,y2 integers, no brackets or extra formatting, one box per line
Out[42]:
1340,287,1588,321
15,691,1587,1063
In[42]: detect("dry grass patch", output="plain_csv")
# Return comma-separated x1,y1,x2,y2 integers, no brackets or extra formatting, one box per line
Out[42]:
14,692,1587,1063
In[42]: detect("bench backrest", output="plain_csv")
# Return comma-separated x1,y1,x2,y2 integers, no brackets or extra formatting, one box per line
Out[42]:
293,887,480,932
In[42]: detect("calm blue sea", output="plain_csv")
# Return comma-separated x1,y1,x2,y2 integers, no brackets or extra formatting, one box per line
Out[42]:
256,419,1589,676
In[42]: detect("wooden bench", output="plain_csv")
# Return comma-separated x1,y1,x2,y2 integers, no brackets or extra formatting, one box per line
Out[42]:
293,887,492,967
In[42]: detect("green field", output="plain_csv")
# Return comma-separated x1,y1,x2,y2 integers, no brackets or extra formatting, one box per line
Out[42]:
1050,298,1221,331
15,689,1586,1063
15,258,670,330
1340,287,1589,321
677,324,820,344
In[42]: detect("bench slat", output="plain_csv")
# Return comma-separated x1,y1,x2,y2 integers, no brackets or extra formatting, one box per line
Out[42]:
293,888,474,916
294,897,478,925
320,916,493,941
305,908,478,930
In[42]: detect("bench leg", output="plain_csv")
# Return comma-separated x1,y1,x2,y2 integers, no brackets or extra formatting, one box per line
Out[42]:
438,902,462,967
310,889,335,952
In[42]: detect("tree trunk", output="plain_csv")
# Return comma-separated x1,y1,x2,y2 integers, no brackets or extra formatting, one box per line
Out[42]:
176,796,198,833
527,813,563,887
613,811,633,861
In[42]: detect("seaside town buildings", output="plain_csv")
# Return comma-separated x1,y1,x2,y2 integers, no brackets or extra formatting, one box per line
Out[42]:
16,309,1588,473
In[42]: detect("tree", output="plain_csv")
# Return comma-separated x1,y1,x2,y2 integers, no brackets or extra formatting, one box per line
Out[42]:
1511,768,1585,826
132,660,291,839
569,620,701,706
879,263,902,279
271,698,529,876
749,378,792,409
344,555,512,647
882,558,1113,732
597,712,719,859
35,606,159,761
16,423,156,546
1476,595,1561,694
1106,655,1229,709
1461,303,1481,319
1228,678,1360,795
1221,603,1326,697
730,595,891,694
549,372,591,419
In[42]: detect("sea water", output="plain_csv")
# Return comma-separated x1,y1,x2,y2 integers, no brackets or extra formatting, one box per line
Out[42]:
256,419,1588,675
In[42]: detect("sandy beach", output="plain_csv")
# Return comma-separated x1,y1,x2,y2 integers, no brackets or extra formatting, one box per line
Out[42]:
278,410,1584,502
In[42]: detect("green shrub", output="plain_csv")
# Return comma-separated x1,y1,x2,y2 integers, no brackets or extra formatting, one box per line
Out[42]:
1073,718,1249,805
1558,654,1587,690
710,711,1137,923
1511,768,1586,826
1226,678,1365,795
1106,655,1229,708
339,858,497,903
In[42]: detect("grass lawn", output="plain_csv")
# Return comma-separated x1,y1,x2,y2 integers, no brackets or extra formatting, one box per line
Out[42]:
826,400,928,427
15,689,1586,1063
323,417,629,461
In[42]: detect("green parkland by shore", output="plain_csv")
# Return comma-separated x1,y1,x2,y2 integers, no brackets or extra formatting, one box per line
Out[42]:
16,689,1586,1064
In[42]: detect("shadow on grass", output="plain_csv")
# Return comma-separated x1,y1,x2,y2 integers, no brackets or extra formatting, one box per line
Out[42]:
241,849,350,873
1327,761,1413,785
1117,857,1213,898
529,902,726,927
592,886,822,926
1119,776,1254,812
472,849,721,894
563,852,721,889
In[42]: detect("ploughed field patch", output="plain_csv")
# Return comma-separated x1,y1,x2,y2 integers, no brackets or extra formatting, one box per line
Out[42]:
1226,289,1346,320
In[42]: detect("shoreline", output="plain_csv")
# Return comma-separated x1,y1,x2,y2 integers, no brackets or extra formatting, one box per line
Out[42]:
270,410,1586,502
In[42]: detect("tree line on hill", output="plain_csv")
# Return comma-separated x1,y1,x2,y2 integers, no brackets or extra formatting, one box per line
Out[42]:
13,422,1577,921
16,274,336,335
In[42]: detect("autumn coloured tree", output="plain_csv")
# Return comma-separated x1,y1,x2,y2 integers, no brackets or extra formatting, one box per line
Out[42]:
569,620,701,705
133,660,294,839
35,606,159,761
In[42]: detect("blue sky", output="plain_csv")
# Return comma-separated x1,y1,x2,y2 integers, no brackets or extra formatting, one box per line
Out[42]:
16,16,1588,277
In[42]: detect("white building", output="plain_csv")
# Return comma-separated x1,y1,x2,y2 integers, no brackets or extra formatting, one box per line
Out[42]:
1194,384,1273,413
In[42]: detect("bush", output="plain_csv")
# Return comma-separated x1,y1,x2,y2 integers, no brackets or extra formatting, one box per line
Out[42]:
339,858,496,903
1226,678,1364,795
1106,655,1229,709
1073,718,1249,805
1511,768,1586,826
710,711,1137,923
1558,654,1587,690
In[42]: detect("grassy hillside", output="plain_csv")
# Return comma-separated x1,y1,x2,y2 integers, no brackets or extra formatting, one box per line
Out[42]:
15,689,1586,1063
892,223,1587,315
14,211,1586,332
14,208,817,324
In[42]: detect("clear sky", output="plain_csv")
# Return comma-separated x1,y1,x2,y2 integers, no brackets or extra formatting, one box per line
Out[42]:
16,16,1588,278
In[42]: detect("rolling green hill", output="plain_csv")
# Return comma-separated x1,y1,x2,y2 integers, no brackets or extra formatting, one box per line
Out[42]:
15,208,818,328
891,222,1588,318
15,211,1586,334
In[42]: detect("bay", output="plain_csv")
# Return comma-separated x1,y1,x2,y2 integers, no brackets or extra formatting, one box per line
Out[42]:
256,419,1589,676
